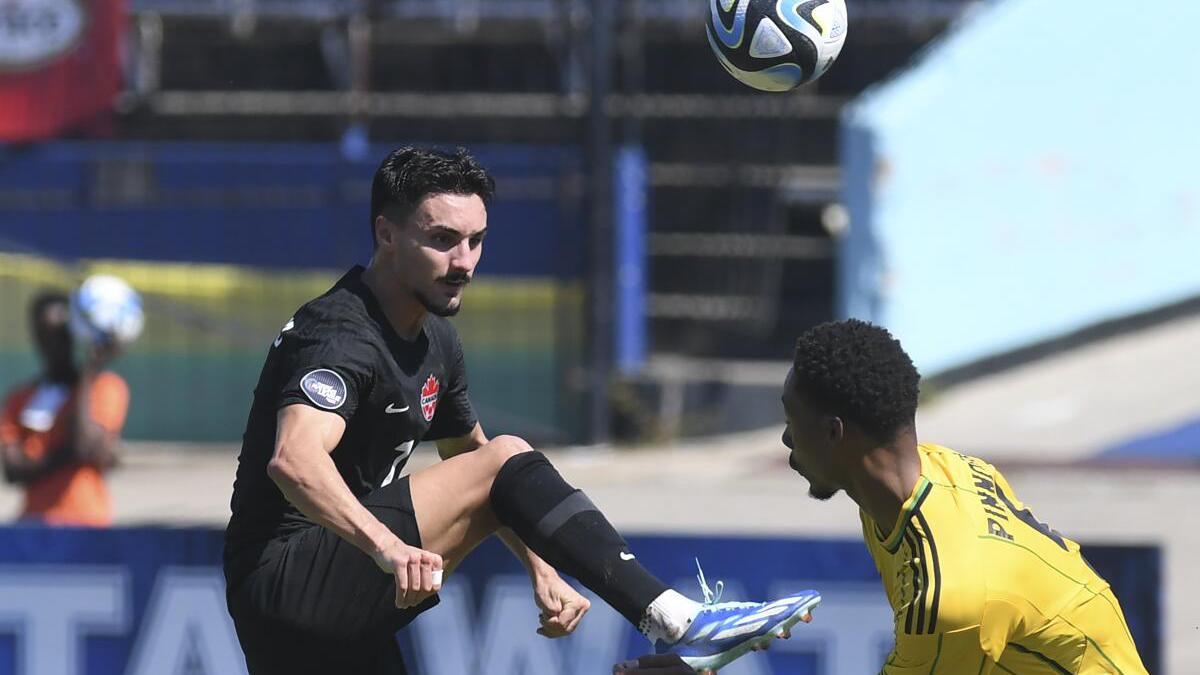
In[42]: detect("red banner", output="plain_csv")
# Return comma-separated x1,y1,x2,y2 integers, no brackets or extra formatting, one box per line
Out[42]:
0,0,127,141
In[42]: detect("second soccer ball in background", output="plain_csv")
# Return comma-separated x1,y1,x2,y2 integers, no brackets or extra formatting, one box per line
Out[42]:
70,274,145,347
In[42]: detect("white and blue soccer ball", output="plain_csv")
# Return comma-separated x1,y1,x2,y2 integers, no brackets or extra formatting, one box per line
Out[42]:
707,0,848,92
70,274,145,347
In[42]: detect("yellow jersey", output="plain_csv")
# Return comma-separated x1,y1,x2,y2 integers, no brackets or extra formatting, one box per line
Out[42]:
860,444,1147,674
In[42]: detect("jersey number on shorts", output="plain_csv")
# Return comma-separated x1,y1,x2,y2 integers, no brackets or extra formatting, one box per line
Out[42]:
381,440,415,488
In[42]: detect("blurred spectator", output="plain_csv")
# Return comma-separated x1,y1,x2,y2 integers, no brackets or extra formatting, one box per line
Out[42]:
0,291,128,526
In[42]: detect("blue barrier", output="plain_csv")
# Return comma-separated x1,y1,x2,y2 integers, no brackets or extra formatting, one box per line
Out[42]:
0,527,1160,674
614,146,648,375
0,142,585,277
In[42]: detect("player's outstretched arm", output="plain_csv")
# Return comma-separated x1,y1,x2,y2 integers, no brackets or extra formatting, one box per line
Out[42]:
67,342,126,470
269,404,443,608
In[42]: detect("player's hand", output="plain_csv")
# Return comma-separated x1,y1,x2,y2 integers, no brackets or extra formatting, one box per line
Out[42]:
371,537,444,609
612,653,713,675
533,571,590,638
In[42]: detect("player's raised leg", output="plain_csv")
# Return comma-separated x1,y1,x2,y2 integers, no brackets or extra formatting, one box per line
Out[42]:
410,434,665,627
407,434,821,670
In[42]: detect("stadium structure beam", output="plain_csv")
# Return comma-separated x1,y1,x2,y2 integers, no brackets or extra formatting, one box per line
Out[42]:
129,0,970,23
584,0,615,444
145,91,847,119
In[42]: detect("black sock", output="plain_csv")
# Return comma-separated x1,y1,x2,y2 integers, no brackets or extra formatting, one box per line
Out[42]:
488,451,669,626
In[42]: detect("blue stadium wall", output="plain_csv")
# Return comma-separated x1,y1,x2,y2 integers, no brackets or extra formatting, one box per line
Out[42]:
0,142,587,443
0,527,1161,675
839,0,1200,374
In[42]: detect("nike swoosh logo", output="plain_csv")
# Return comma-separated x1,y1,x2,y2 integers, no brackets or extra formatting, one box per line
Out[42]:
619,552,636,561
385,404,409,414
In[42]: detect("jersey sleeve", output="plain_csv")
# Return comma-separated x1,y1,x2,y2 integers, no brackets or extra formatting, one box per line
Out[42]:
426,330,477,440
88,372,130,435
276,324,375,421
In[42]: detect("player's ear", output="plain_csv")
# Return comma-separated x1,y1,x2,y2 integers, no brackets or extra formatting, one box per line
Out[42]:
827,416,844,444
374,214,397,248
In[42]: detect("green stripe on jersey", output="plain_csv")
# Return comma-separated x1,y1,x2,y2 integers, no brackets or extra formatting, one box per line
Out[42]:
883,477,932,553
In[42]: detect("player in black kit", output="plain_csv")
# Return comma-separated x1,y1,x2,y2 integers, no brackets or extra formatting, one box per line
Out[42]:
223,147,818,675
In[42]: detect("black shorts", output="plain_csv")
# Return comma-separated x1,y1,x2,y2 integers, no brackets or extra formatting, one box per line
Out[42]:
225,476,438,675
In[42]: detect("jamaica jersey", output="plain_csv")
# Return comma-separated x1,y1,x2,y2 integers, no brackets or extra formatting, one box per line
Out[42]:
861,444,1147,674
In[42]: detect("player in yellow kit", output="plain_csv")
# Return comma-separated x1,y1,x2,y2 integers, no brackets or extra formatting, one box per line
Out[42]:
780,319,1147,675
615,319,1147,675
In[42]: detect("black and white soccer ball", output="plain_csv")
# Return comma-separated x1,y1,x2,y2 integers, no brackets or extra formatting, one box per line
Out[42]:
707,0,848,92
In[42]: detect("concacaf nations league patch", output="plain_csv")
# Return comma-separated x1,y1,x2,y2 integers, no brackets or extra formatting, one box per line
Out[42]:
300,369,347,410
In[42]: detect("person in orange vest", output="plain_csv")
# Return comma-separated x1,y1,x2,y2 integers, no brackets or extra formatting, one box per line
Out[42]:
1,291,128,526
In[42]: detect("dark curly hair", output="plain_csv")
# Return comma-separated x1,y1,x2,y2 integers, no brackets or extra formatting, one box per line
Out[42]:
791,319,920,441
370,146,496,249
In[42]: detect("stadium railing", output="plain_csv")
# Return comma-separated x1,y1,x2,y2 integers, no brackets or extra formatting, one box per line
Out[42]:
129,0,975,22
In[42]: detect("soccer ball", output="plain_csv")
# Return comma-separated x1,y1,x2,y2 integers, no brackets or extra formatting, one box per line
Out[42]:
70,274,145,347
707,0,848,92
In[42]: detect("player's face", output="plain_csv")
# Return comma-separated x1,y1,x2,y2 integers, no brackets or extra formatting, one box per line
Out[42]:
378,193,487,317
781,368,842,500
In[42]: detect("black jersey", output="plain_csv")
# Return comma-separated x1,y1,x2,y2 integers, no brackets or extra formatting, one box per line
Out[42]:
224,266,476,568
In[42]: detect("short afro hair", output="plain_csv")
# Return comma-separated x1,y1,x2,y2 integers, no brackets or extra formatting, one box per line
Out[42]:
370,146,496,248
791,319,920,441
